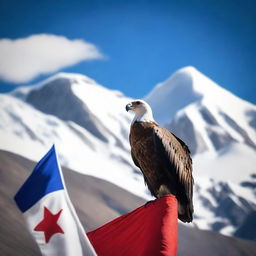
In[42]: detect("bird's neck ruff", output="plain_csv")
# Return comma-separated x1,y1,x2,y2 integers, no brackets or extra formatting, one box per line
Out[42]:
132,108,155,124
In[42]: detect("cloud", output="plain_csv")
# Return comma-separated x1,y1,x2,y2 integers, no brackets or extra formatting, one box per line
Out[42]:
0,34,103,83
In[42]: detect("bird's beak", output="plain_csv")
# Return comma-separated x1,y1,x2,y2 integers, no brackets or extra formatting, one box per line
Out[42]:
126,103,133,112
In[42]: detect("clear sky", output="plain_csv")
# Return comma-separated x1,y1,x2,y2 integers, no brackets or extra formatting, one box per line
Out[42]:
0,0,255,103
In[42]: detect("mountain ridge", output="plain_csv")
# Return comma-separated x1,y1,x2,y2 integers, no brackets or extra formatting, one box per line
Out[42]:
145,66,256,124
1,66,255,239
144,66,256,156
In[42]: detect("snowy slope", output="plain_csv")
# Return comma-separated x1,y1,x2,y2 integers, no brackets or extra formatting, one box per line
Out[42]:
145,66,256,236
145,67,256,139
1,76,149,199
12,73,132,146
145,66,256,182
145,66,256,168
193,176,256,236
1,68,256,238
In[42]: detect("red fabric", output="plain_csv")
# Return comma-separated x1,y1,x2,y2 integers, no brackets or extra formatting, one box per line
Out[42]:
87,195,178,256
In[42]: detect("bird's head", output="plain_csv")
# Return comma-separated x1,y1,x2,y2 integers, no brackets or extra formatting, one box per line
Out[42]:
126,100,155,123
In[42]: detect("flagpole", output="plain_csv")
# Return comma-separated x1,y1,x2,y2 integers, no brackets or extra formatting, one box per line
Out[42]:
54,145,97,256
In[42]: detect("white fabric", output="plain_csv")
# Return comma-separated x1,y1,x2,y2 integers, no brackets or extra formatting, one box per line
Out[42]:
24,190,97,256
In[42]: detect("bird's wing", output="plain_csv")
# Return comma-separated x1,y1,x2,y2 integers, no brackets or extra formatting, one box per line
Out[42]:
131,150,141,169
152,125,193,209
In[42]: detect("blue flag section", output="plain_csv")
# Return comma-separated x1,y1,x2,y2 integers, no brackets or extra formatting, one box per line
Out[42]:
14,145,64,213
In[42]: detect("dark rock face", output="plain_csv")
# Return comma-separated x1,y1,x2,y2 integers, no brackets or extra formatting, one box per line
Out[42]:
26,78,109,142
166,102,256,155
219,111,256,150
216,197,247,227
207,128,237,151
211,221,227,232
208,182,256,234
235,211,256,241
246,110,256,129
167,114,208,155
241,181,256,189
199,107,219,126
6,111,44,144
196,181,256,236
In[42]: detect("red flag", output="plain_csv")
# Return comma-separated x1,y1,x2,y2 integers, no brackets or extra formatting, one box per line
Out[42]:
87,195,178,256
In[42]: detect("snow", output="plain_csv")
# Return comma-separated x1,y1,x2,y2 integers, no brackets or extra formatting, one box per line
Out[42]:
71,75,132,140
146,66,256,184
1,67,256,237
220,225,236,236
193,143,256,184
0,85,150,200
227,181,255,204
11,72,98,99
145,66,256,236
177,102,217,153
145,66,256,145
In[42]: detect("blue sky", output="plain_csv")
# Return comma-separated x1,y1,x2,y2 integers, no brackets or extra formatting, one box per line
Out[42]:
0,0,255,103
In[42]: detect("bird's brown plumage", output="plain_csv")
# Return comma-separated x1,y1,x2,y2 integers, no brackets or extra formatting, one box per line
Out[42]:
129,121,194,223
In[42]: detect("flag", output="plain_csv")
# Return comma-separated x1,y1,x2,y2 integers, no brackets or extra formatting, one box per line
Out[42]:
87,195,178,256
14,145,97,256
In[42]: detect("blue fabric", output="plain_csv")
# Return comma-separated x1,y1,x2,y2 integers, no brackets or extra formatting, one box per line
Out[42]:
14,145,64,212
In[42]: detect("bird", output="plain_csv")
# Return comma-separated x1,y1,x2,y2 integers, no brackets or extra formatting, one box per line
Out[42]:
126,99,194,223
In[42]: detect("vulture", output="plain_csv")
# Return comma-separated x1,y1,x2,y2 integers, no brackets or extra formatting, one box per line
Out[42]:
126,99,194,223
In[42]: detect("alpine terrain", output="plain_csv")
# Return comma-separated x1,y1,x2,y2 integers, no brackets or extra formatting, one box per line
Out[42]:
0,66,255,240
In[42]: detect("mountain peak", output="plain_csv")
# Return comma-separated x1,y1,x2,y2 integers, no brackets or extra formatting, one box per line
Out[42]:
145,66,255,125
10,71,132,145
144,66,209,123
11,72,98,100
48,72,97,85
168,66,222,97
175,65,198,75
144,66,256,156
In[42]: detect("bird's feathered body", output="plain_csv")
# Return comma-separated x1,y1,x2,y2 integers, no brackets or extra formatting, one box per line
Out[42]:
126,100,194,223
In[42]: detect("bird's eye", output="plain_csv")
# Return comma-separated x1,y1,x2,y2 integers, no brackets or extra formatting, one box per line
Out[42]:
135,101,141,105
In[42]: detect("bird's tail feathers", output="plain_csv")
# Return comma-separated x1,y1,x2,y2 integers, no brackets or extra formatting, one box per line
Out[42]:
178,201,193,223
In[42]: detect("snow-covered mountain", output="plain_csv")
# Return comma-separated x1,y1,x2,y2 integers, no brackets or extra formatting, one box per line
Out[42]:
1,67,255,239
145,66,256,235
145,66,256,155
1,74,149,199
145,66,256,184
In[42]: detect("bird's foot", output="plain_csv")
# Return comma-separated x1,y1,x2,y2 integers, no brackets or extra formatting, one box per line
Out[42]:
157,185,172,198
